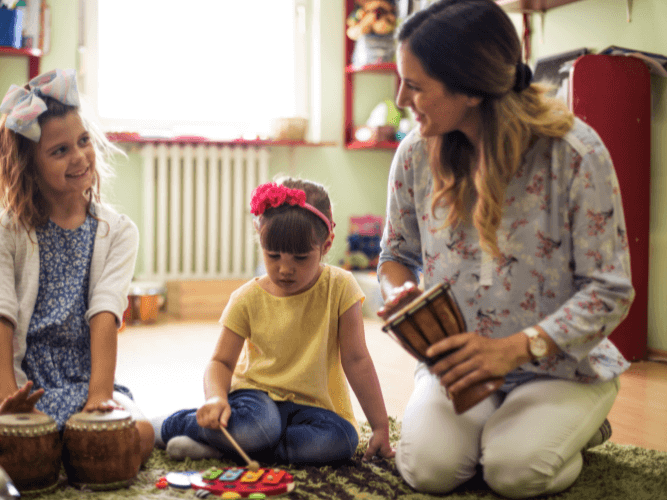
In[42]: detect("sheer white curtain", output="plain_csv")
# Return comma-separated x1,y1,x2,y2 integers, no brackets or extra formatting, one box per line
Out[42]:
82,0,308,139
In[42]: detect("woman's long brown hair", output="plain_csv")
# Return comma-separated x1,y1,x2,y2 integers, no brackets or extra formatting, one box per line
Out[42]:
399,0,574,257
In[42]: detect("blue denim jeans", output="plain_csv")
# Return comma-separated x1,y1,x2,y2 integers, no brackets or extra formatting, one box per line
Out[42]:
161,389,359,465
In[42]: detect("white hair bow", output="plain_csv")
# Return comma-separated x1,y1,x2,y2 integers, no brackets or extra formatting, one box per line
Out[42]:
0,68,80,142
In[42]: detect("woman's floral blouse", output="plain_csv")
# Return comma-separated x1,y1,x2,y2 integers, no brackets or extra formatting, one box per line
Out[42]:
379,118,634,383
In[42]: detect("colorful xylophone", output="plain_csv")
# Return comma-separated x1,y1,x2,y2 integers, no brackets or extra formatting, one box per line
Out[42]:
156,466,295,498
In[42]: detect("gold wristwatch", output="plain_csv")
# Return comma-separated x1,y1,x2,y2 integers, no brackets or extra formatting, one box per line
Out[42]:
523,326,548,360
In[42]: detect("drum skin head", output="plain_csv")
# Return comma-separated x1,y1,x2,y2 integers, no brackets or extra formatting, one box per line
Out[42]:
67,410,132,423
0,413,54,427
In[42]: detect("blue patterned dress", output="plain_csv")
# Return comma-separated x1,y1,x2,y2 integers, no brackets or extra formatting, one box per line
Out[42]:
21,214,132,429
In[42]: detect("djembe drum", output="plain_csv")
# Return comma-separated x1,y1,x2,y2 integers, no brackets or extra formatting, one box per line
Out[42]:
62,409,141,490
0,413,62,493
382,282,504,414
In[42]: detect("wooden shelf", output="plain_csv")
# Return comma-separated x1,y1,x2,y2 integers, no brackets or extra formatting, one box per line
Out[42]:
345,140,401,150
106,133,335,148
496,0,582,12
345,62,398,74
0,47,42,79
498,0,633,22
0,47,42,57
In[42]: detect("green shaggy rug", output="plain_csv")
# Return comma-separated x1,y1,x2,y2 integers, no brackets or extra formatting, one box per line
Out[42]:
24,418,667,500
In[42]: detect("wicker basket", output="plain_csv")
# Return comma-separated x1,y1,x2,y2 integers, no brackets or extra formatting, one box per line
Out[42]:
270,117,308,141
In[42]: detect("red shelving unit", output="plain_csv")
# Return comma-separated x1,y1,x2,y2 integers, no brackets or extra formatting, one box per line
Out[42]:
343,0,401,150
495,0,582,11
0,47,42,79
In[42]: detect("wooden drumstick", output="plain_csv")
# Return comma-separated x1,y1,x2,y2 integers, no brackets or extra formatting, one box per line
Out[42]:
219,424,260,471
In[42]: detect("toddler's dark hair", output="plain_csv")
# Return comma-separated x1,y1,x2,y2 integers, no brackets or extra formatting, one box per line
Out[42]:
258,177,333,254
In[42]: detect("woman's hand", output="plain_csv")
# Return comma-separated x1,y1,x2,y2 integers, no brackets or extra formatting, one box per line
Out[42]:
0,381,44,414
363,426,396,461
425,332,524,397
196,396,230,430
377,281,421,320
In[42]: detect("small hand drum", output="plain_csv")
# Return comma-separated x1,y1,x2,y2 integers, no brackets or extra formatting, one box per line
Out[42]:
0,413,62,494
62,409,141,490
382,282,504,414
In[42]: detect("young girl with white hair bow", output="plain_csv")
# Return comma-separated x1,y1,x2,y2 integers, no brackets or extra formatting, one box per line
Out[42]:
0,68,154,464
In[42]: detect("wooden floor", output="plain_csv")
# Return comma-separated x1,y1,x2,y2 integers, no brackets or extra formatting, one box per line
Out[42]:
116,316,667,452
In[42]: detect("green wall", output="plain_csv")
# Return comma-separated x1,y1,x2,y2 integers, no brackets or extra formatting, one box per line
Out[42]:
2,0,666,351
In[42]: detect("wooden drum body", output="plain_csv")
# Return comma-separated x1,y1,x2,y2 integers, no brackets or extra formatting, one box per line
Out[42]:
382,282,504,414
0,413,62,493
62,410,141,490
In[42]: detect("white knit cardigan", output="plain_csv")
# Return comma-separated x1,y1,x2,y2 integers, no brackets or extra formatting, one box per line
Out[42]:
0,203,139,387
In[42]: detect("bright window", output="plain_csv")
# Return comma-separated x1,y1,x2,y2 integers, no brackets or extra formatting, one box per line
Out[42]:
81,0,310,140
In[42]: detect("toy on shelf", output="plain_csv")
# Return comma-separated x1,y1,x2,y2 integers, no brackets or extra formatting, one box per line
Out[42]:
156,466,295,498
341,215,384,271
346,0,397,40
347,1,398,66
354,98,406,143
396,117,413,141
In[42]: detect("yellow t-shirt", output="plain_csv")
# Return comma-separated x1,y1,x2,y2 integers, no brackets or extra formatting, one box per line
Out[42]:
220,265,365,434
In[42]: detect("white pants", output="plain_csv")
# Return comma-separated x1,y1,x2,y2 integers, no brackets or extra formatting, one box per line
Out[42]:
396,364,619,499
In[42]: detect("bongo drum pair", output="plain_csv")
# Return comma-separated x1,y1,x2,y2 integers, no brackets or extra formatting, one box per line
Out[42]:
0,409,140,493
382,282,504,414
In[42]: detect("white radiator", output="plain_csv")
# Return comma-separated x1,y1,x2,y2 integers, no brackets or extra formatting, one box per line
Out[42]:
139,143,270,281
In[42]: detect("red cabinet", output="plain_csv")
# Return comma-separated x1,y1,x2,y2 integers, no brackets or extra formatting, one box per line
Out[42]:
570,54,651,361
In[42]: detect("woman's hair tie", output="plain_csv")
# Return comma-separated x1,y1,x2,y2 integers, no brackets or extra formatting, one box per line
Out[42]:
250,182,333,234
513,62,533,93
0,68,80,142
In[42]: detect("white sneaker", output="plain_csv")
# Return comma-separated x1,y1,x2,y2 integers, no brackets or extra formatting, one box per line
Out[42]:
166,436,223,461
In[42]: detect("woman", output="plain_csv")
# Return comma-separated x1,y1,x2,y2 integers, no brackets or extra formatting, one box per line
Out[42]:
377,1,634,498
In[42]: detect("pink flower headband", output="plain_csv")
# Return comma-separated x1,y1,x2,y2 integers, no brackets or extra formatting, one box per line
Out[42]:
250,182,334,234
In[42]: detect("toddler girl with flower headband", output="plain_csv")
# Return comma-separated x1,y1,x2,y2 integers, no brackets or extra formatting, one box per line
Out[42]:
153,177,395,465
0,68,154,464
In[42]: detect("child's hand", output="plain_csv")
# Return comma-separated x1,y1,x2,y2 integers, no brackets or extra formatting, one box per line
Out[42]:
196,396,231,430
83,395,123,413
0,381,44,414
362,427,396,461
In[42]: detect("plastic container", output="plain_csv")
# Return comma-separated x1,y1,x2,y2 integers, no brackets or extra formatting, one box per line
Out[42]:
0,9,23,49
123,281,166,326
351,33,395,67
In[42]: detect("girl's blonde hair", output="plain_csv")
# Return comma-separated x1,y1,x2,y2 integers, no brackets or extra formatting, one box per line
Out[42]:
0,93,121,234
399,0,574,257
